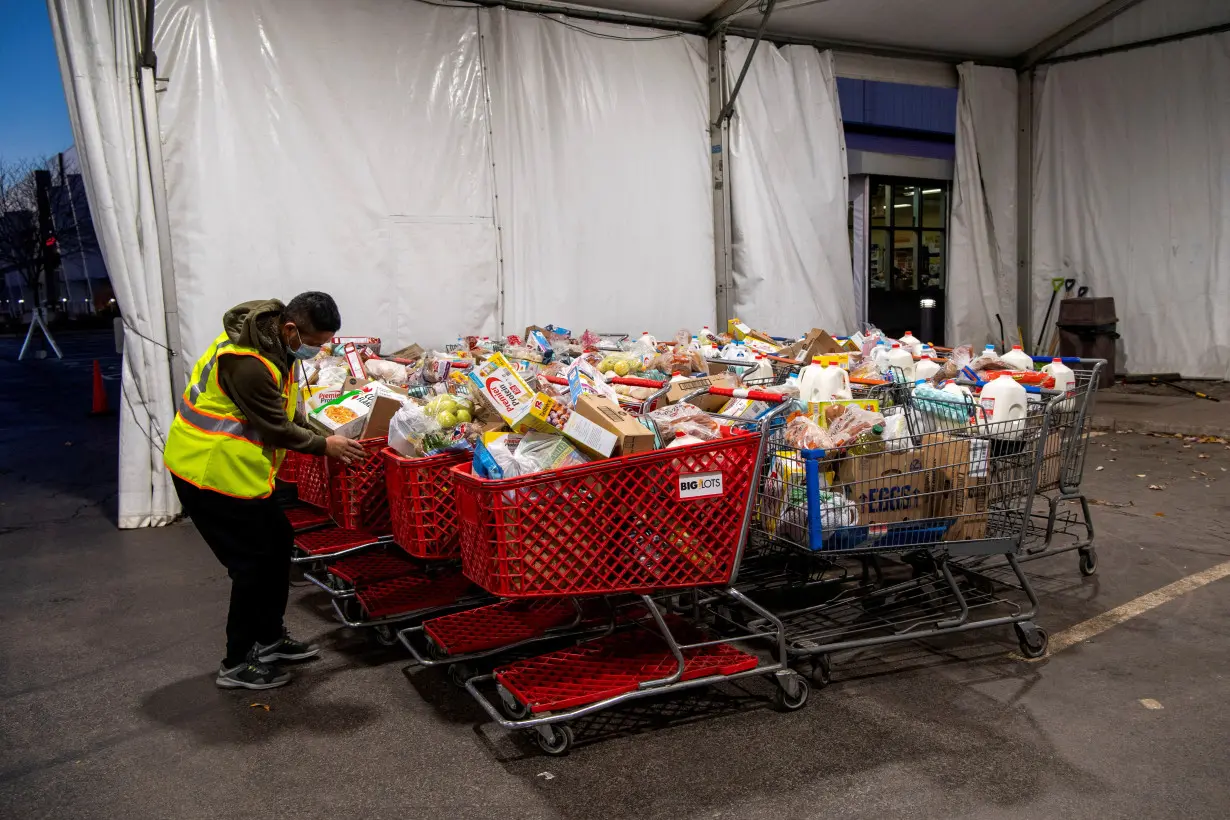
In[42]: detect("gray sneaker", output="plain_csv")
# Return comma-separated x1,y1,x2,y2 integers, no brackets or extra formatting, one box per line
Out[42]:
216,654,291,690
256,631,320,663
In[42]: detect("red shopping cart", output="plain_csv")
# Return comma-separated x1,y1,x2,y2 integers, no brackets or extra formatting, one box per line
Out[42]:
457,387,810,755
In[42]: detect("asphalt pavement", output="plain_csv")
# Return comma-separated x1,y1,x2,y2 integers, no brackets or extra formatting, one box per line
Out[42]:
1,330,1228,820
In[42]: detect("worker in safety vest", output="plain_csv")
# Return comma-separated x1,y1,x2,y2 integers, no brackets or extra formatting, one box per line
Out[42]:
164,292,365,690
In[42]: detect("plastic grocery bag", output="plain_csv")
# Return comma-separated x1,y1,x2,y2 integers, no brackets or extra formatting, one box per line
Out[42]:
388,403,446,457
646,403,722,442
783,415,834,450
364,358,408,386
825,404,887,448
881,411,912,452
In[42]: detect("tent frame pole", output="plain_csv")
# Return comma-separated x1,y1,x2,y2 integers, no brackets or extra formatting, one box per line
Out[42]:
708,35,734,329
1015,68,1033,352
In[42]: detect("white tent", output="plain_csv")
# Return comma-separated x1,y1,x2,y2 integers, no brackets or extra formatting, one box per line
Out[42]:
47,0,1230,526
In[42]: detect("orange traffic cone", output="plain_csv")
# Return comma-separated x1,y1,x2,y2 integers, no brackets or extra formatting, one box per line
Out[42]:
90,360,110,415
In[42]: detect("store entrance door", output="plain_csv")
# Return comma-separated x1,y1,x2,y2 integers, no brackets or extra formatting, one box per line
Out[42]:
865,177,948,346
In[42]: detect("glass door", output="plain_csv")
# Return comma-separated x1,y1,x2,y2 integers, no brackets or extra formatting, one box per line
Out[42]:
864,178,948,345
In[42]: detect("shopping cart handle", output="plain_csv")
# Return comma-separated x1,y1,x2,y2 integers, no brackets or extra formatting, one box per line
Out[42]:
541,373,665,389
706,386,789,403
850,376,890,386
1031,355,1081,364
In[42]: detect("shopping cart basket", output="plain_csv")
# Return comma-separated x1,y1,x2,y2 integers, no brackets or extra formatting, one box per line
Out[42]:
1020,358,1105,575
459,388,814,755
738,389,1057,677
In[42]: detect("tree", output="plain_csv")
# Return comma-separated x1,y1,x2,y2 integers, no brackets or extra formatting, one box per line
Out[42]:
0,155,99,309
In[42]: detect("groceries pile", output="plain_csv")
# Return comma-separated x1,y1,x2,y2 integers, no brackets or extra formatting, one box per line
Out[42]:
293,325,795,483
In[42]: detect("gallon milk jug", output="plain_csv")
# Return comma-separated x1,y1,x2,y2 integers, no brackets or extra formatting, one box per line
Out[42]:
979,374,1028,436
899,331,923,356
799,361,852,403
982,343,999,358
746,355,774,383
1042,358,1076,409
638,331,657,348
886,343,916,383
915,351,942,382
1001,345,1034,371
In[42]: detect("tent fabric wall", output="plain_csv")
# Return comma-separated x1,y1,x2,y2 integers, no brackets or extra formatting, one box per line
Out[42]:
482,9,714,336
727,40,856,336
153,0,500,361
1033,33,1230,378
946,62,1017,348
48,0,181,528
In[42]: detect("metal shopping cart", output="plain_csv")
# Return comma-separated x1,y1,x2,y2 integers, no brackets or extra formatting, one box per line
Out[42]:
294,444,488,645
455,388,806,755
736,388,1059,685
1019,358,1105,575
396,384,669,683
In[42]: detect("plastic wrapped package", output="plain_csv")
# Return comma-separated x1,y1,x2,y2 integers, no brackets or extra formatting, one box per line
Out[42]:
364,358,408,386
825,404,887,449
646,402,723,442
512,432,588,475
388,403,449,457
421,351,454,384
579,330,601,350
848,356,881,381
597,352,643,378
783,414,835,450
881,411,912,452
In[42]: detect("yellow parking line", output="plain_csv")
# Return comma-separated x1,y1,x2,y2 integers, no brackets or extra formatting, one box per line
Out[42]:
1016,559,1230,662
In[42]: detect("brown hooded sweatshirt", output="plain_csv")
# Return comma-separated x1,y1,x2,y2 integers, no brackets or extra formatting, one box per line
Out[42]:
215,300,327,456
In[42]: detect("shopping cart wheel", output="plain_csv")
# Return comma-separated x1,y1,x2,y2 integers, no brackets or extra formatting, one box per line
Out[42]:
794,654,831,688
1078,548,1098,577
1014,623,1049,659
535,724,573,756
373,625,398,647
426,638,449,662
497,683,531,719
448,663,474,690
772,671,810,712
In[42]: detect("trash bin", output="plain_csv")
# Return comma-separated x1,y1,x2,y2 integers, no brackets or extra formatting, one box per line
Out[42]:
1057,297,1117,388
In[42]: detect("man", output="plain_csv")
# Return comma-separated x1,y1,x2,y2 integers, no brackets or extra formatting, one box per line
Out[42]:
164,292,366,690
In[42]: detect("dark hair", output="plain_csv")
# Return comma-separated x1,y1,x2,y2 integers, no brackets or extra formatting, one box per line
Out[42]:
285,291,341,334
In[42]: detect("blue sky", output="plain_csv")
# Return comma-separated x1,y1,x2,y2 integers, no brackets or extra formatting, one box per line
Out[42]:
0,0,73,161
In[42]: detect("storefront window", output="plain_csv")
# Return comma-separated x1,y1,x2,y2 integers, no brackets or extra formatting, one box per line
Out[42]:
869,229,890,290
921,187,946,228
893,185,917,227
870,184,888,226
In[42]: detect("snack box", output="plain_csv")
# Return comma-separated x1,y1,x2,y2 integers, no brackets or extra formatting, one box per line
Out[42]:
571,394,655,456
468,352,535,426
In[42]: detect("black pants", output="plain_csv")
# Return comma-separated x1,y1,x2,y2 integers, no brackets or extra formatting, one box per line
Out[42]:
173,476,293,666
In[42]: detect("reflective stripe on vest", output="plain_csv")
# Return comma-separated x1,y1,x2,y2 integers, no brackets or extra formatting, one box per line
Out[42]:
163,332,294,499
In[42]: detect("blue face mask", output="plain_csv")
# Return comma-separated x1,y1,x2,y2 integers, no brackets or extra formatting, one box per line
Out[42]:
288,327,321,360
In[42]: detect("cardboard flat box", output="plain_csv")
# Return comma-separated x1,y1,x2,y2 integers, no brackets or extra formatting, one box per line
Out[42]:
308,385,403,440
927,434,990,542
838,447,931,525
1037,429,1065,489
510,392,570,436
571,394,656,456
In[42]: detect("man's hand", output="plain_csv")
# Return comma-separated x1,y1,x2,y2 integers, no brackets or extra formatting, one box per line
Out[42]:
325,435,367,464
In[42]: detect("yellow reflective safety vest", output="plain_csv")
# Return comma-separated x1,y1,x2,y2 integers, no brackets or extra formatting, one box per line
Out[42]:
164,333,295,498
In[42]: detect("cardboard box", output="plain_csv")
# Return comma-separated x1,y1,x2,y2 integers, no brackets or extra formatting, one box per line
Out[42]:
571,394,656,456
308,384,403,440
928,434,990,542
561,412,618,459
468,352,535,426
665,375,715,404
341,342,366,380
511,392,570,436
1037,429,1065,489
779,329,845,363
838,448,931,525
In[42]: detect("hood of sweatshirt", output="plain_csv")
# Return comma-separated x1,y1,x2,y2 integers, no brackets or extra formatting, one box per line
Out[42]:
222,299,289,372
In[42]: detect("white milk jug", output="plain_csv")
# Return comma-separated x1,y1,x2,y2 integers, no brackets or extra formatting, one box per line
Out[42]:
899,331,923,356
638,331,657,348
746,355,774,382
1001,345,1034,371
886,343,916,383
915,352,942,382
979,374,1028,436
1042,358,1076,409
799,361,852,402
